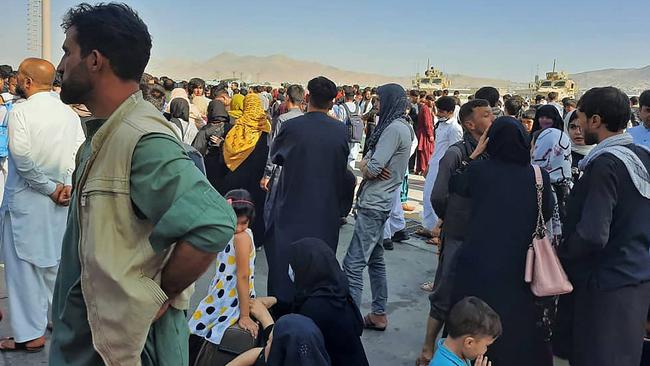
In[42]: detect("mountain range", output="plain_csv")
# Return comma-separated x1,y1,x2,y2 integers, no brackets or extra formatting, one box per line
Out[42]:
146,52,650,94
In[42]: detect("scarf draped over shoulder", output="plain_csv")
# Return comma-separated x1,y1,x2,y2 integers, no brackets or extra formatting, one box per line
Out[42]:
223,93,271,171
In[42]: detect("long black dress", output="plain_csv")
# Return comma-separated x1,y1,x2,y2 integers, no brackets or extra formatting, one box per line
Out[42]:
449,159,554,366
267,112,354,309
217,133,269,246
289,238,369,366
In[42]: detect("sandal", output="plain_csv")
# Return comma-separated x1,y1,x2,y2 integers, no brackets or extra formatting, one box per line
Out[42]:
363,313,387,331
0,336,45,353
420,281,435,292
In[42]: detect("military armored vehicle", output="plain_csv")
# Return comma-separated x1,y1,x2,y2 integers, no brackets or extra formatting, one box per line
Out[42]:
412,66,451,92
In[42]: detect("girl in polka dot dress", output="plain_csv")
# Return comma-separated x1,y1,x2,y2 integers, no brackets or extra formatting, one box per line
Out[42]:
189,189,258,346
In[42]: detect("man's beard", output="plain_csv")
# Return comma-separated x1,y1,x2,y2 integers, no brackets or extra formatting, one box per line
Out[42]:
583,128,599,145
14,84,27,99
59,63,92,105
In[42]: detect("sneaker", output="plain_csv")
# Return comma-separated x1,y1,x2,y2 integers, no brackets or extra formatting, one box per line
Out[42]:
383,239,394,251
391,229,409,242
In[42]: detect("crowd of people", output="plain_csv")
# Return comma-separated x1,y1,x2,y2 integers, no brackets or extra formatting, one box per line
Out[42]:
0,2,649,366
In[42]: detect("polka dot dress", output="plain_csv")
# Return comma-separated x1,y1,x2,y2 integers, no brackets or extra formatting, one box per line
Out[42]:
189,229,256,345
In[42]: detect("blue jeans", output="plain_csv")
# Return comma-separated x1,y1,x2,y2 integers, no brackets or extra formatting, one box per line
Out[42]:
343,208,390,315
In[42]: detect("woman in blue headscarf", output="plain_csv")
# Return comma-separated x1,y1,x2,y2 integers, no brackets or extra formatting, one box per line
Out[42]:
226,314,331,366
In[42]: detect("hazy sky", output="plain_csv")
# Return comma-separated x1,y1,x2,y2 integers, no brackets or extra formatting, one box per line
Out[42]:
2,0,647,82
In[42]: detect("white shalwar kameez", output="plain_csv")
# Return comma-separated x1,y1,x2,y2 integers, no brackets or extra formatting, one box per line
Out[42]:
0,91,84,342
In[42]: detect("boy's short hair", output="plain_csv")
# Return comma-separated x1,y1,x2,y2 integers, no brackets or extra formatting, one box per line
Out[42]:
447,297,502,339
639,90,650,109
435,96,457,113
521,108,536,120
459,99,490,124
504,96,524,117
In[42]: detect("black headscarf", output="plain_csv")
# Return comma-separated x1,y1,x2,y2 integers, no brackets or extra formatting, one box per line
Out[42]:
207,100,230,124
487,116,531,166
530,104,563,135
170,98,190,121
288,238,349,310
365,83,408,153
266,314,331,366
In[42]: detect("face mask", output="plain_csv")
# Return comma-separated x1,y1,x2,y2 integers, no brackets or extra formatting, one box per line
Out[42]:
288,264,295,283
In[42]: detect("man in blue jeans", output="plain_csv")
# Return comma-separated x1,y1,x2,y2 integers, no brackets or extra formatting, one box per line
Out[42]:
343,83,413,330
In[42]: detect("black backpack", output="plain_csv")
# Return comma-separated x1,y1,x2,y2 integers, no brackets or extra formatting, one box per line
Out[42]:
342,103,364,143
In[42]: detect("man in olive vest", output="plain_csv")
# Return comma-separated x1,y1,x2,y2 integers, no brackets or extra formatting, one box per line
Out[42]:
49,4,236,365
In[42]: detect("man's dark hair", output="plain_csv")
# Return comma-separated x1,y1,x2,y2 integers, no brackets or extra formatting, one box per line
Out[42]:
547,91,558,101
266,86,273,93
442,89,449,96
343,85,355,100
563,98,576,108
371,87,377,95
0,65,13,80
163,78,174,91
639,90,650,109
240,88,248,96
447,297,502,339
286,84,305,105
453,90,460,96
475,86,500,108
140,72,153,84
188,78,205,92
61,3,151,82
459,99,489,124
502,94,512,101
577,86,631,132
409,89,419,98
307,76,337,110
419,91,427,99
435,96,456,113
630,96,639,106
504,96,523,116
434,90,443,97
521,108,536,120
535,94,545,103
210,86,229,99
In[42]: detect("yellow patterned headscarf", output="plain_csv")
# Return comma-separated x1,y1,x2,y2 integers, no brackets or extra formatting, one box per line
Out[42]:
228,94,244,119
223,94,271,171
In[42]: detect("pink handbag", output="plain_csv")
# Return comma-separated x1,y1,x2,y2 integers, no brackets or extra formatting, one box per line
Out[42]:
524,165,573,297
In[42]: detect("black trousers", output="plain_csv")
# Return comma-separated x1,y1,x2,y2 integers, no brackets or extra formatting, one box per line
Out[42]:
428,237,463,321
572,281,650,366
362,123,375,157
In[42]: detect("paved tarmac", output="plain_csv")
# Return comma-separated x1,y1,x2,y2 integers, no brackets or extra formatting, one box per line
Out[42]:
0,173,569,365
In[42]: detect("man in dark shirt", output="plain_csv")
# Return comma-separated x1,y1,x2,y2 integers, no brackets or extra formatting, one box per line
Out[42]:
560,86,650,366
267,77,355,314
416,99,493,365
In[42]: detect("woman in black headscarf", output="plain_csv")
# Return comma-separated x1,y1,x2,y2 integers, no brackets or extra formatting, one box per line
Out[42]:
168,97,198,144
193,99,232,189
530,104,564,142
449,116,555,366
288,238,369,366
